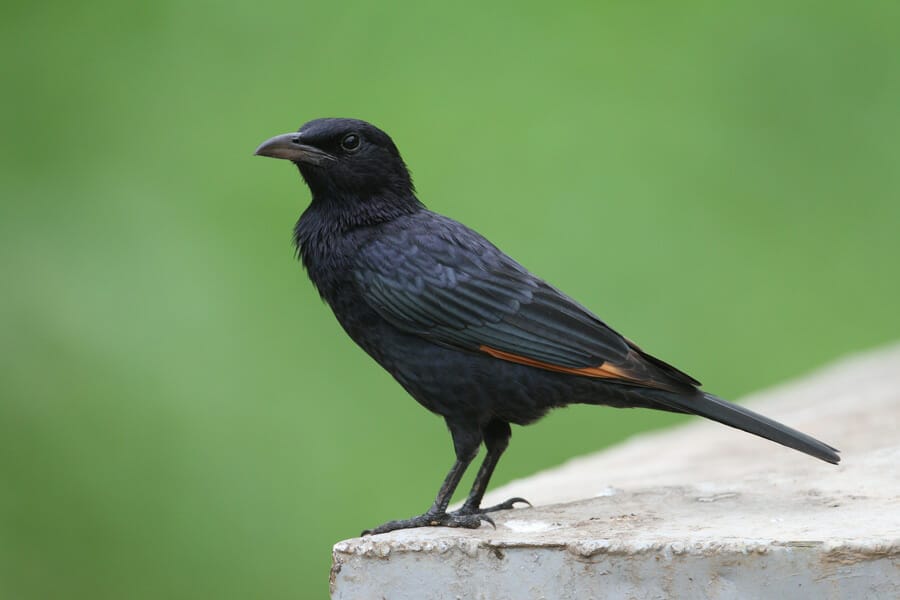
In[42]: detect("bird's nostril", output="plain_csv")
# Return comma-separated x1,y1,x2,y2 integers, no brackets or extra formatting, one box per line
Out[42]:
291,137,302,144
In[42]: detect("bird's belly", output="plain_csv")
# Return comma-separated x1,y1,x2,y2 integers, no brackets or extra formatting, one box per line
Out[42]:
338,312,599,425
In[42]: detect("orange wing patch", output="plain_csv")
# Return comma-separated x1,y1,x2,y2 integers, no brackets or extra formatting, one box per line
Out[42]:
479,345,662,388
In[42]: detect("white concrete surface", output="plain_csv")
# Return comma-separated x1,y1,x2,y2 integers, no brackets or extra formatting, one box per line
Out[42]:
331,346,900,599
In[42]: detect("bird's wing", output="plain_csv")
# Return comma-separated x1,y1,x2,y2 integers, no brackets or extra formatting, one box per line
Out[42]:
354,213,700,392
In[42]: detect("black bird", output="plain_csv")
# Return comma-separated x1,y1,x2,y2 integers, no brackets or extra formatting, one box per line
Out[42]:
255,118,840,535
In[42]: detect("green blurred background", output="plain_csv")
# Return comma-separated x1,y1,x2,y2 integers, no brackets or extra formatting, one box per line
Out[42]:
2,1,899,598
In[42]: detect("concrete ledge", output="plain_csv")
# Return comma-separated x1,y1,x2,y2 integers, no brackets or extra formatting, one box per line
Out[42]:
331,346,900,599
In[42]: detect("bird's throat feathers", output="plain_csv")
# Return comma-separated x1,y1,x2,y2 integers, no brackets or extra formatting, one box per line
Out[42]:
293,190,424,298
295,190,424,248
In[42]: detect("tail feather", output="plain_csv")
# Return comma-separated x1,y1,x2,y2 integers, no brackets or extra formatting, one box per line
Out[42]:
652,391,841,464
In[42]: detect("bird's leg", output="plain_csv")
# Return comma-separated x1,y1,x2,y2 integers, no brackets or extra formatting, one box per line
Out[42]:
453,419,530,516
362,421,491,535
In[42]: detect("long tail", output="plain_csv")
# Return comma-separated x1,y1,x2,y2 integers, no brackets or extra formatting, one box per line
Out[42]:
651,391,841,464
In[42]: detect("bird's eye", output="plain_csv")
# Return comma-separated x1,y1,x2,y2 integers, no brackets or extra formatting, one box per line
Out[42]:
341,133,360,152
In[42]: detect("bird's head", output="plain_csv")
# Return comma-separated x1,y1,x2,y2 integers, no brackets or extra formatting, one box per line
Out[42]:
255,118,414,199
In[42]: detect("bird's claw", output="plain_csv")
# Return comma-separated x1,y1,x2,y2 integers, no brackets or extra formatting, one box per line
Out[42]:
455,496,532,515
362,511,493,536
480,496,532,513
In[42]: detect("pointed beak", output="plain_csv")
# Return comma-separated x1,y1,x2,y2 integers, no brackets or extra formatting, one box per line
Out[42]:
254,133,336,166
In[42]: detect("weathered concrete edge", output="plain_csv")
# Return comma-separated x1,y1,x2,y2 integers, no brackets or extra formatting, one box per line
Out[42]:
331,540,900,599
333,535,900,560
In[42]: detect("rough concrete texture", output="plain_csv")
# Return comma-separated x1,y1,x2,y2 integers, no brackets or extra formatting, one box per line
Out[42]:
331,346,900,599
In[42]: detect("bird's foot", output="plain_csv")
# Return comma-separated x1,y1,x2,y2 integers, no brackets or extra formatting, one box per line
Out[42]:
455,496,532,515
362,511,493,536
